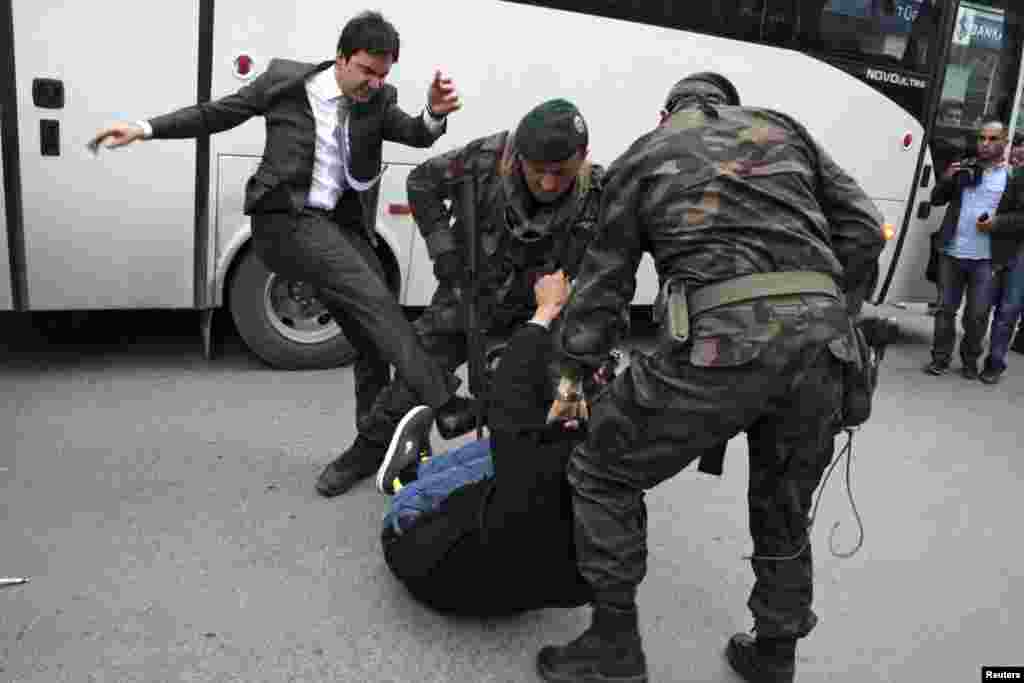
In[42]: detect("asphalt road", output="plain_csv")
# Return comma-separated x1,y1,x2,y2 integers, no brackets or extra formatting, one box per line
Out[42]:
1,306,1021,682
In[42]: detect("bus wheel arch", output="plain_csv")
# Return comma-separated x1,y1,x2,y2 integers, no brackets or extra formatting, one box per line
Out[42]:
224,232,403,370
224,241,358,370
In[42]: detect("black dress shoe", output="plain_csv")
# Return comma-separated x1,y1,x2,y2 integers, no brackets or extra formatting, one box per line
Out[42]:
315,436,385,498
960,365,979,380
725,633,796,683
435,396,484,440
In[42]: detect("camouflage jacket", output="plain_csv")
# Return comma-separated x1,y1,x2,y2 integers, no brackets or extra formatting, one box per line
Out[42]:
407,130,605,326
560,105,886,369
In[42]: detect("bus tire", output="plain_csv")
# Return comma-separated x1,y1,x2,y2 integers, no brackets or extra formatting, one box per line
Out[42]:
228,248,358,370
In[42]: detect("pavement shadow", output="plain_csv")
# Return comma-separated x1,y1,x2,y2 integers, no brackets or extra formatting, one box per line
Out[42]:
0,309,263,371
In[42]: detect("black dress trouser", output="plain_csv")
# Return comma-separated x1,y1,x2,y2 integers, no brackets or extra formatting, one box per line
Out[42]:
250,194,456,432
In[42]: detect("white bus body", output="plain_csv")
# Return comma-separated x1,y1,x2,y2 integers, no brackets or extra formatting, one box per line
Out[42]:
3,0,1020,367
210,1,918,303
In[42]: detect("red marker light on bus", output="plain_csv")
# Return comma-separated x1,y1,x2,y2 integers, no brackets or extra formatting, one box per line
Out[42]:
234,55,253,77
902,133,914,150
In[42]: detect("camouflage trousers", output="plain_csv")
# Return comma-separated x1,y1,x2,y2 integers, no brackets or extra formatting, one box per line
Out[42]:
357,285,552,444
568,338,844,639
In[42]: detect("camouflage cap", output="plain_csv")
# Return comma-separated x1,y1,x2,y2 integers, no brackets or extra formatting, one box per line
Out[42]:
664,72,741,113
514,99,589,162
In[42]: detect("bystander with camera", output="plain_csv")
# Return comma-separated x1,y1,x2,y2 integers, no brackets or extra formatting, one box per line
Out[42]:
924,120,1009,379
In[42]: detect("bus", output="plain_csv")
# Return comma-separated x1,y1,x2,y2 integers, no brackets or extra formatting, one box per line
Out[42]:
2,0,1022,369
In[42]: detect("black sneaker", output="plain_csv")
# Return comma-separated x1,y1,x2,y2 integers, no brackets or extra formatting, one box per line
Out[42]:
979,367,1003,385
725,633,796,683
315,436,385,498
960,365,979,380
376,405,434,495
923,360,949,376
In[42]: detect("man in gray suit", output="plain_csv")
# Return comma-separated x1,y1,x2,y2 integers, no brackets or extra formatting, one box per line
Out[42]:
91,11,463,496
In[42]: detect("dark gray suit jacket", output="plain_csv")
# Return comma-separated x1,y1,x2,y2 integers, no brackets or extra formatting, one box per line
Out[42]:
148,58,446,236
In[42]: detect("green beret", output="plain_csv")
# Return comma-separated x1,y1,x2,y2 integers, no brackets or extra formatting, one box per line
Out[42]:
514,99,588,162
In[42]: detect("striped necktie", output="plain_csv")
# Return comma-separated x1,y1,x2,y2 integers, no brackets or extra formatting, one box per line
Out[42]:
336,96,352,140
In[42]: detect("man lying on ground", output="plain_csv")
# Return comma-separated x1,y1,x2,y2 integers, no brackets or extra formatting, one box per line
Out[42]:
374,271,605,616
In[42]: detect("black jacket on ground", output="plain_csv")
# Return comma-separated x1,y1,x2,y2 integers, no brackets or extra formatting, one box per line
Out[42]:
382,323,593,616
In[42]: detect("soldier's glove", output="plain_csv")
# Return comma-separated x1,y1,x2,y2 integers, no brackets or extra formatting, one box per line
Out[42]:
591,351,621,388
547,376,589,425
433,251,464,286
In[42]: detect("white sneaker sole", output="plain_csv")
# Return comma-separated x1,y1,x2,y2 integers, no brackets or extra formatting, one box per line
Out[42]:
375,405,433,495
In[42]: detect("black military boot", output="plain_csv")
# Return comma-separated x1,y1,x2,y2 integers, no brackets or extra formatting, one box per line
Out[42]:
725,632,796,683
435,396,484,439
536,605,648,683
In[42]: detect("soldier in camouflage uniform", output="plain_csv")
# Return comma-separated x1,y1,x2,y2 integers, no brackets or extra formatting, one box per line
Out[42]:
406,99,604,437
537,74,886,683
316,99,604,495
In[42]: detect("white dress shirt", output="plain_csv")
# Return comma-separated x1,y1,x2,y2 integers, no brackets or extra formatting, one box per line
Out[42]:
303,68,445,210
141,65,445,211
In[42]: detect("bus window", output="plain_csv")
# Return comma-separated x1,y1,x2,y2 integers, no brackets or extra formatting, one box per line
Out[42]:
502,1,940,119
930,1,1022,175
804,0,937,73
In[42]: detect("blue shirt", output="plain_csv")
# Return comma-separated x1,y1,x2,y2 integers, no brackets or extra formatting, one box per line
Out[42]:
946,165,1008,260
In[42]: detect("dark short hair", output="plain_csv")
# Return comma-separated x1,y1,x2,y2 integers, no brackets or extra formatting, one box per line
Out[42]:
337,11,400,62
979,118,1008,135
1014,132,1023,146
664,72,741,114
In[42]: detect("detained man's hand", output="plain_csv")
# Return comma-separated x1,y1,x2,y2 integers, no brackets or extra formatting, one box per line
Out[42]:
533,270,570,325
546,376,588,425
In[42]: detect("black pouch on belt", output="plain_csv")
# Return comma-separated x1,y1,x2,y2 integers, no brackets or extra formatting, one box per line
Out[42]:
839,317,897,428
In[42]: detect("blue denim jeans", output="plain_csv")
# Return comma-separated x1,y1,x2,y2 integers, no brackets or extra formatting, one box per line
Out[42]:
932,254,996,368
985,257,1024,372
383,438,494,535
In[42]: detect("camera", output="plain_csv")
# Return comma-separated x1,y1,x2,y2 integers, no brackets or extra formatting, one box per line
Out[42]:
954,157,983,188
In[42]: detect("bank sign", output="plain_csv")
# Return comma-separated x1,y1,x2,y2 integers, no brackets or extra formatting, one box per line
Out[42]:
953,3,1005,51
